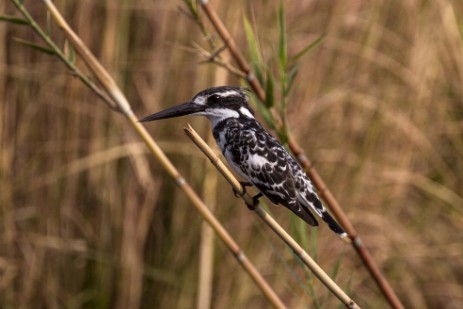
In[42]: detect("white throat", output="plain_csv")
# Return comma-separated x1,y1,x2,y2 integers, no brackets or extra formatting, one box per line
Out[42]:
205,108,240,128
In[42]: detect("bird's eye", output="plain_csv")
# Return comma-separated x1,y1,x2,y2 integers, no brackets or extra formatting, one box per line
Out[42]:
208,94,221,104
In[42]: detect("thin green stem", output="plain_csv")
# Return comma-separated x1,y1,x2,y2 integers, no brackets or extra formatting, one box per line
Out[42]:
9,0,117,110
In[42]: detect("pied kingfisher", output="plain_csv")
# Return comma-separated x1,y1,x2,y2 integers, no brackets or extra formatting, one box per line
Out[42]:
140,86,347,238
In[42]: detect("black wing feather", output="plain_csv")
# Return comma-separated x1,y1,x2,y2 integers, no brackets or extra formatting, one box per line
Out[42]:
218,118,319,226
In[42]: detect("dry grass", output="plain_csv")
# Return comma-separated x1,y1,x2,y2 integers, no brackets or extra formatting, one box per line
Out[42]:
1,0,463,308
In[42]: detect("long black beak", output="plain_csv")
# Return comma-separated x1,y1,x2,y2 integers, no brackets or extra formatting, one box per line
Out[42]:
139,102,205,122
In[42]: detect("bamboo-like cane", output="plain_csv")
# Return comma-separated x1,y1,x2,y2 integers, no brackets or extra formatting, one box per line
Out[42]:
9,1,289,307
184,124,360,309
197,2,404,309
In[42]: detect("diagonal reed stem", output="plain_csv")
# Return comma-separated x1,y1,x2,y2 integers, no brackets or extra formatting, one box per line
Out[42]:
8,0,290,307
184,124,361,309
198,1,404,308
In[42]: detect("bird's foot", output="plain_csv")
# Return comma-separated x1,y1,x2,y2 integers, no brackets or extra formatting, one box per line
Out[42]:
248,192,263,210
233,181,253,198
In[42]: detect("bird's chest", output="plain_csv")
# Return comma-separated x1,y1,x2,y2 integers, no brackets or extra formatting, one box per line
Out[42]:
213,125,257,175
214,126,247,160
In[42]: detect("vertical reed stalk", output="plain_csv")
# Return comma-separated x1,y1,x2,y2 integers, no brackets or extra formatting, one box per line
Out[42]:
196,63,229,309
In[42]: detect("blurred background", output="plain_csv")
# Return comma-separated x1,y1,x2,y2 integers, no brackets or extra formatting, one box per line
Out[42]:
1,0,462,308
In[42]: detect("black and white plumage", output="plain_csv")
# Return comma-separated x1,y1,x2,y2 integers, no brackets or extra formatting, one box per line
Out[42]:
140,86,347,238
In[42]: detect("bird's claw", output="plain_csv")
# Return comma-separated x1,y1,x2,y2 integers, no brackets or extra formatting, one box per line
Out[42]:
248,192,263,210
231,182,261,210
233,181,252,198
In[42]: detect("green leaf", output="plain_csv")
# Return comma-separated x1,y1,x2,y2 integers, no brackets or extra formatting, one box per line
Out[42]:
278,3,287,73
251,92,275,129
243,16,263,85
46,10,52,35
277,128,289,146
265,70,275,108
278,2,288,116
330,252,343,280
292,34,325,63
64,39,75,64
182,0,199,19
321,251,345,305
13,38,55,55
0,15,29,25
286,63,300,94
310,225,318,260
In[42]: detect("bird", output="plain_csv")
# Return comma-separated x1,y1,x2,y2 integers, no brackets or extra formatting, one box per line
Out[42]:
140,86,347,239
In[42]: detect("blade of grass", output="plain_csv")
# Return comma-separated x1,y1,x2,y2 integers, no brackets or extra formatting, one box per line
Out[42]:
277,2,288,121
243,16,264,85
265,69,275,108
292,35,325,63
13,37,55,54
278,3,287,80
0,14,29,25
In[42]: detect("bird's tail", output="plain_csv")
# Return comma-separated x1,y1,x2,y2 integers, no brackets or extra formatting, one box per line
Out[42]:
299,191,350,242
320,211,350,243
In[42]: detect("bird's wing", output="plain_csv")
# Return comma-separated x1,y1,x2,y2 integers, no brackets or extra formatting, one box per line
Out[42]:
295,174,345,234
285,198,319,227
239,128,319,226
